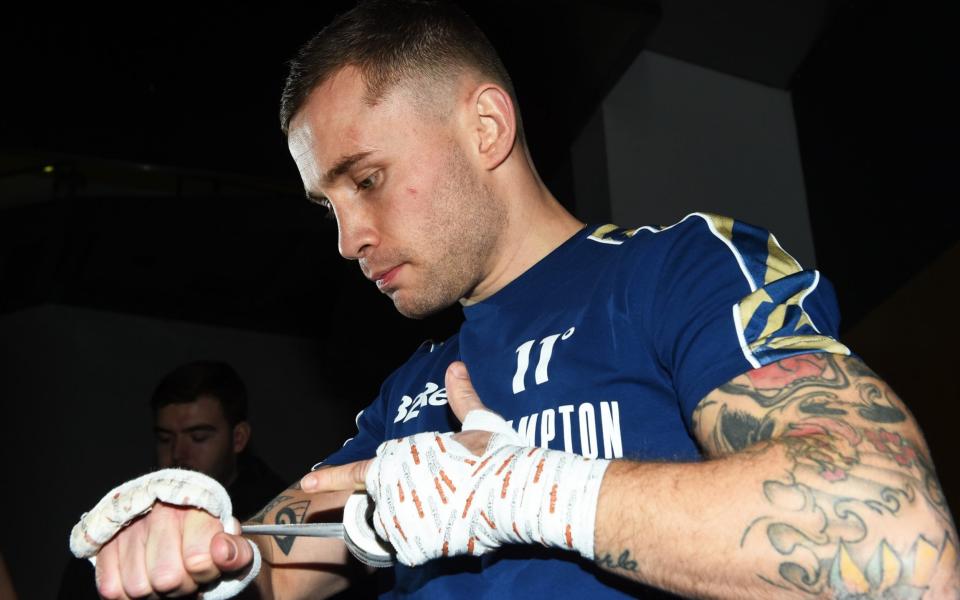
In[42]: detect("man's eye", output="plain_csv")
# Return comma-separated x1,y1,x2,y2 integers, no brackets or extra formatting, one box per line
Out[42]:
191,434,211,443
309,196,336,221
356,174,376,191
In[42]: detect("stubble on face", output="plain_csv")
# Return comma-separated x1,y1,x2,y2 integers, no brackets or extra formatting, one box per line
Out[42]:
388,140,507,319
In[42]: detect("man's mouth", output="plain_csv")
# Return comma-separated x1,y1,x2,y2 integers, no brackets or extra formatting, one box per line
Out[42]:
370,265,402,290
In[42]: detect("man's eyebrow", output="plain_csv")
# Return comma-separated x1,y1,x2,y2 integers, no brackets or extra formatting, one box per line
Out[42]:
153,425,218,434
184,425,217,434
322,151,374,185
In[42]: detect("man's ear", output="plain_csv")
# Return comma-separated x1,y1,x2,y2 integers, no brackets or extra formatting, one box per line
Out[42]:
232,421,251,454
472,84,517,170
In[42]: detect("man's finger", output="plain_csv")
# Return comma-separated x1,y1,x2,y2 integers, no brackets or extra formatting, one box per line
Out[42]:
117,519,153,598
300,460,370,493
144,504,195,595
181,508,225,583
445,361,487,423
95,537,129,600
210,532,256,573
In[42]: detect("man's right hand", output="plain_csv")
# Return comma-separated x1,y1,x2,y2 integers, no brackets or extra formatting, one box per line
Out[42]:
93,503,254,599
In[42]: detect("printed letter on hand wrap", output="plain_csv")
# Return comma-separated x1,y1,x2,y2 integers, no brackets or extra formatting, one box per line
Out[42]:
365,409,610,566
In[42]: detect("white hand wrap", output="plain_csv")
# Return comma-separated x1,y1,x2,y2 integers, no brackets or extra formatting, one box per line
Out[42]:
366,410,610,566
69,468,261,600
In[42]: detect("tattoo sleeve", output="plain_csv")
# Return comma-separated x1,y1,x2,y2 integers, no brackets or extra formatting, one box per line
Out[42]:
693,353,959,598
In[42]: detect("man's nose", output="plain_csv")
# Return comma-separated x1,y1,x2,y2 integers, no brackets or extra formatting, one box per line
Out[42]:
336,205,379,260
171,436,188,463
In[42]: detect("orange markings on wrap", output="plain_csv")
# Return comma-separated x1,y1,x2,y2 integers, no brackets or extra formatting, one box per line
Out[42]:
435,434,446,453
440,469,456,493
512,522,521,538
410,444,421,465
471,455,493,476
549,484,558,513
462,490,475,518
533,458,545,483
433,477,448,504
442,541,449,557
527,447,538,458
393,516,408,542
495,456,513,476
463,458,477,466
565,524,573,549
501,471,511,498
397,481,404,502
411,489,425,518
480,510,496,529
467,537,476,554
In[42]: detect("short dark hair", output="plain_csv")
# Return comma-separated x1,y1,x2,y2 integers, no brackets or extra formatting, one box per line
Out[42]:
279,0,523,143
150,361,248,426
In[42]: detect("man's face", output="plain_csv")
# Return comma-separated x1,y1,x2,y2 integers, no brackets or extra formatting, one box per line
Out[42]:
154,395,239,485
287,67,506,318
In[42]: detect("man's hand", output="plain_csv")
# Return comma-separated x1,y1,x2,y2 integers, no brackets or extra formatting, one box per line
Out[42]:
71,469,260,600
303,361,609,566
94,504,253,599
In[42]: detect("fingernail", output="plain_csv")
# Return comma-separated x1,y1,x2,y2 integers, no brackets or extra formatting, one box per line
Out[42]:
301,474,317,491
450,362,468,379
225,540,237,562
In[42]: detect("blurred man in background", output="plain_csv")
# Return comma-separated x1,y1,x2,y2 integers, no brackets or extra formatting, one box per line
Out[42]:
151,360,285,519
59,360,285,598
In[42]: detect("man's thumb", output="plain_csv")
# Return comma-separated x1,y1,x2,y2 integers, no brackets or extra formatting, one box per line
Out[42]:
211,533,255,573
445,361,485,423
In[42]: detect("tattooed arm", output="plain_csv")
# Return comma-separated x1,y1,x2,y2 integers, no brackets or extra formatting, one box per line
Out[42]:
593,354,959,599
246,475,363,600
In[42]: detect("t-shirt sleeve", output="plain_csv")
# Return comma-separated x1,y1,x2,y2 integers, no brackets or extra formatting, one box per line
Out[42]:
641,213,850,427
312,382,390,468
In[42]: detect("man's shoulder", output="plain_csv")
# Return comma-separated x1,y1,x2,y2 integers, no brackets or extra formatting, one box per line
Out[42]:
576,213,744,277
582,213,733,255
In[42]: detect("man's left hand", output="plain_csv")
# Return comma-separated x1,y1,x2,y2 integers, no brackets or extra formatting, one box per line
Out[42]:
302,361,608,566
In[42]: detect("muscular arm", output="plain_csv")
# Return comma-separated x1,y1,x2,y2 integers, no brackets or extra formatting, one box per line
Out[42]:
593,353,959,599
247,475,362,600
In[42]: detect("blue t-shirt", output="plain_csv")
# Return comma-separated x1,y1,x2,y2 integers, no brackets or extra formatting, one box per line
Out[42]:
322,213,848,598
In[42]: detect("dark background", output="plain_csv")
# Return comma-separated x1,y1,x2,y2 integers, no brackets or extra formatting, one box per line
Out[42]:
0,1,956,598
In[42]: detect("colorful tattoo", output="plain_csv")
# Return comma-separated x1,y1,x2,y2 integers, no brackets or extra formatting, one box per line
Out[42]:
699,354,958,598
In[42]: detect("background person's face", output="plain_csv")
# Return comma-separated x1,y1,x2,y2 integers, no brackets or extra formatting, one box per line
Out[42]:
154,394,238,485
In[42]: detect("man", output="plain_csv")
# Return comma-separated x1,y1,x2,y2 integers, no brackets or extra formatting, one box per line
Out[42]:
151,360,287,519
82,1,959,599
61,361,287,600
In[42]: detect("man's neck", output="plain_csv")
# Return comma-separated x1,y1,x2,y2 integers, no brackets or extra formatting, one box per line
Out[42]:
462,179,583,305
220,463,239,489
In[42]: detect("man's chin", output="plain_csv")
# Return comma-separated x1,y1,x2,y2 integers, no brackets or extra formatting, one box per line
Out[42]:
390,290,451,320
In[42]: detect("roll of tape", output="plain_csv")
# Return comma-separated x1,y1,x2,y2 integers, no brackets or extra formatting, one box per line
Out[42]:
342,493,394,568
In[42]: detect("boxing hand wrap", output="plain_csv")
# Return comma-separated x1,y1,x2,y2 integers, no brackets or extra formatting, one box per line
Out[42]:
69,468,261,600
365,410,610,566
